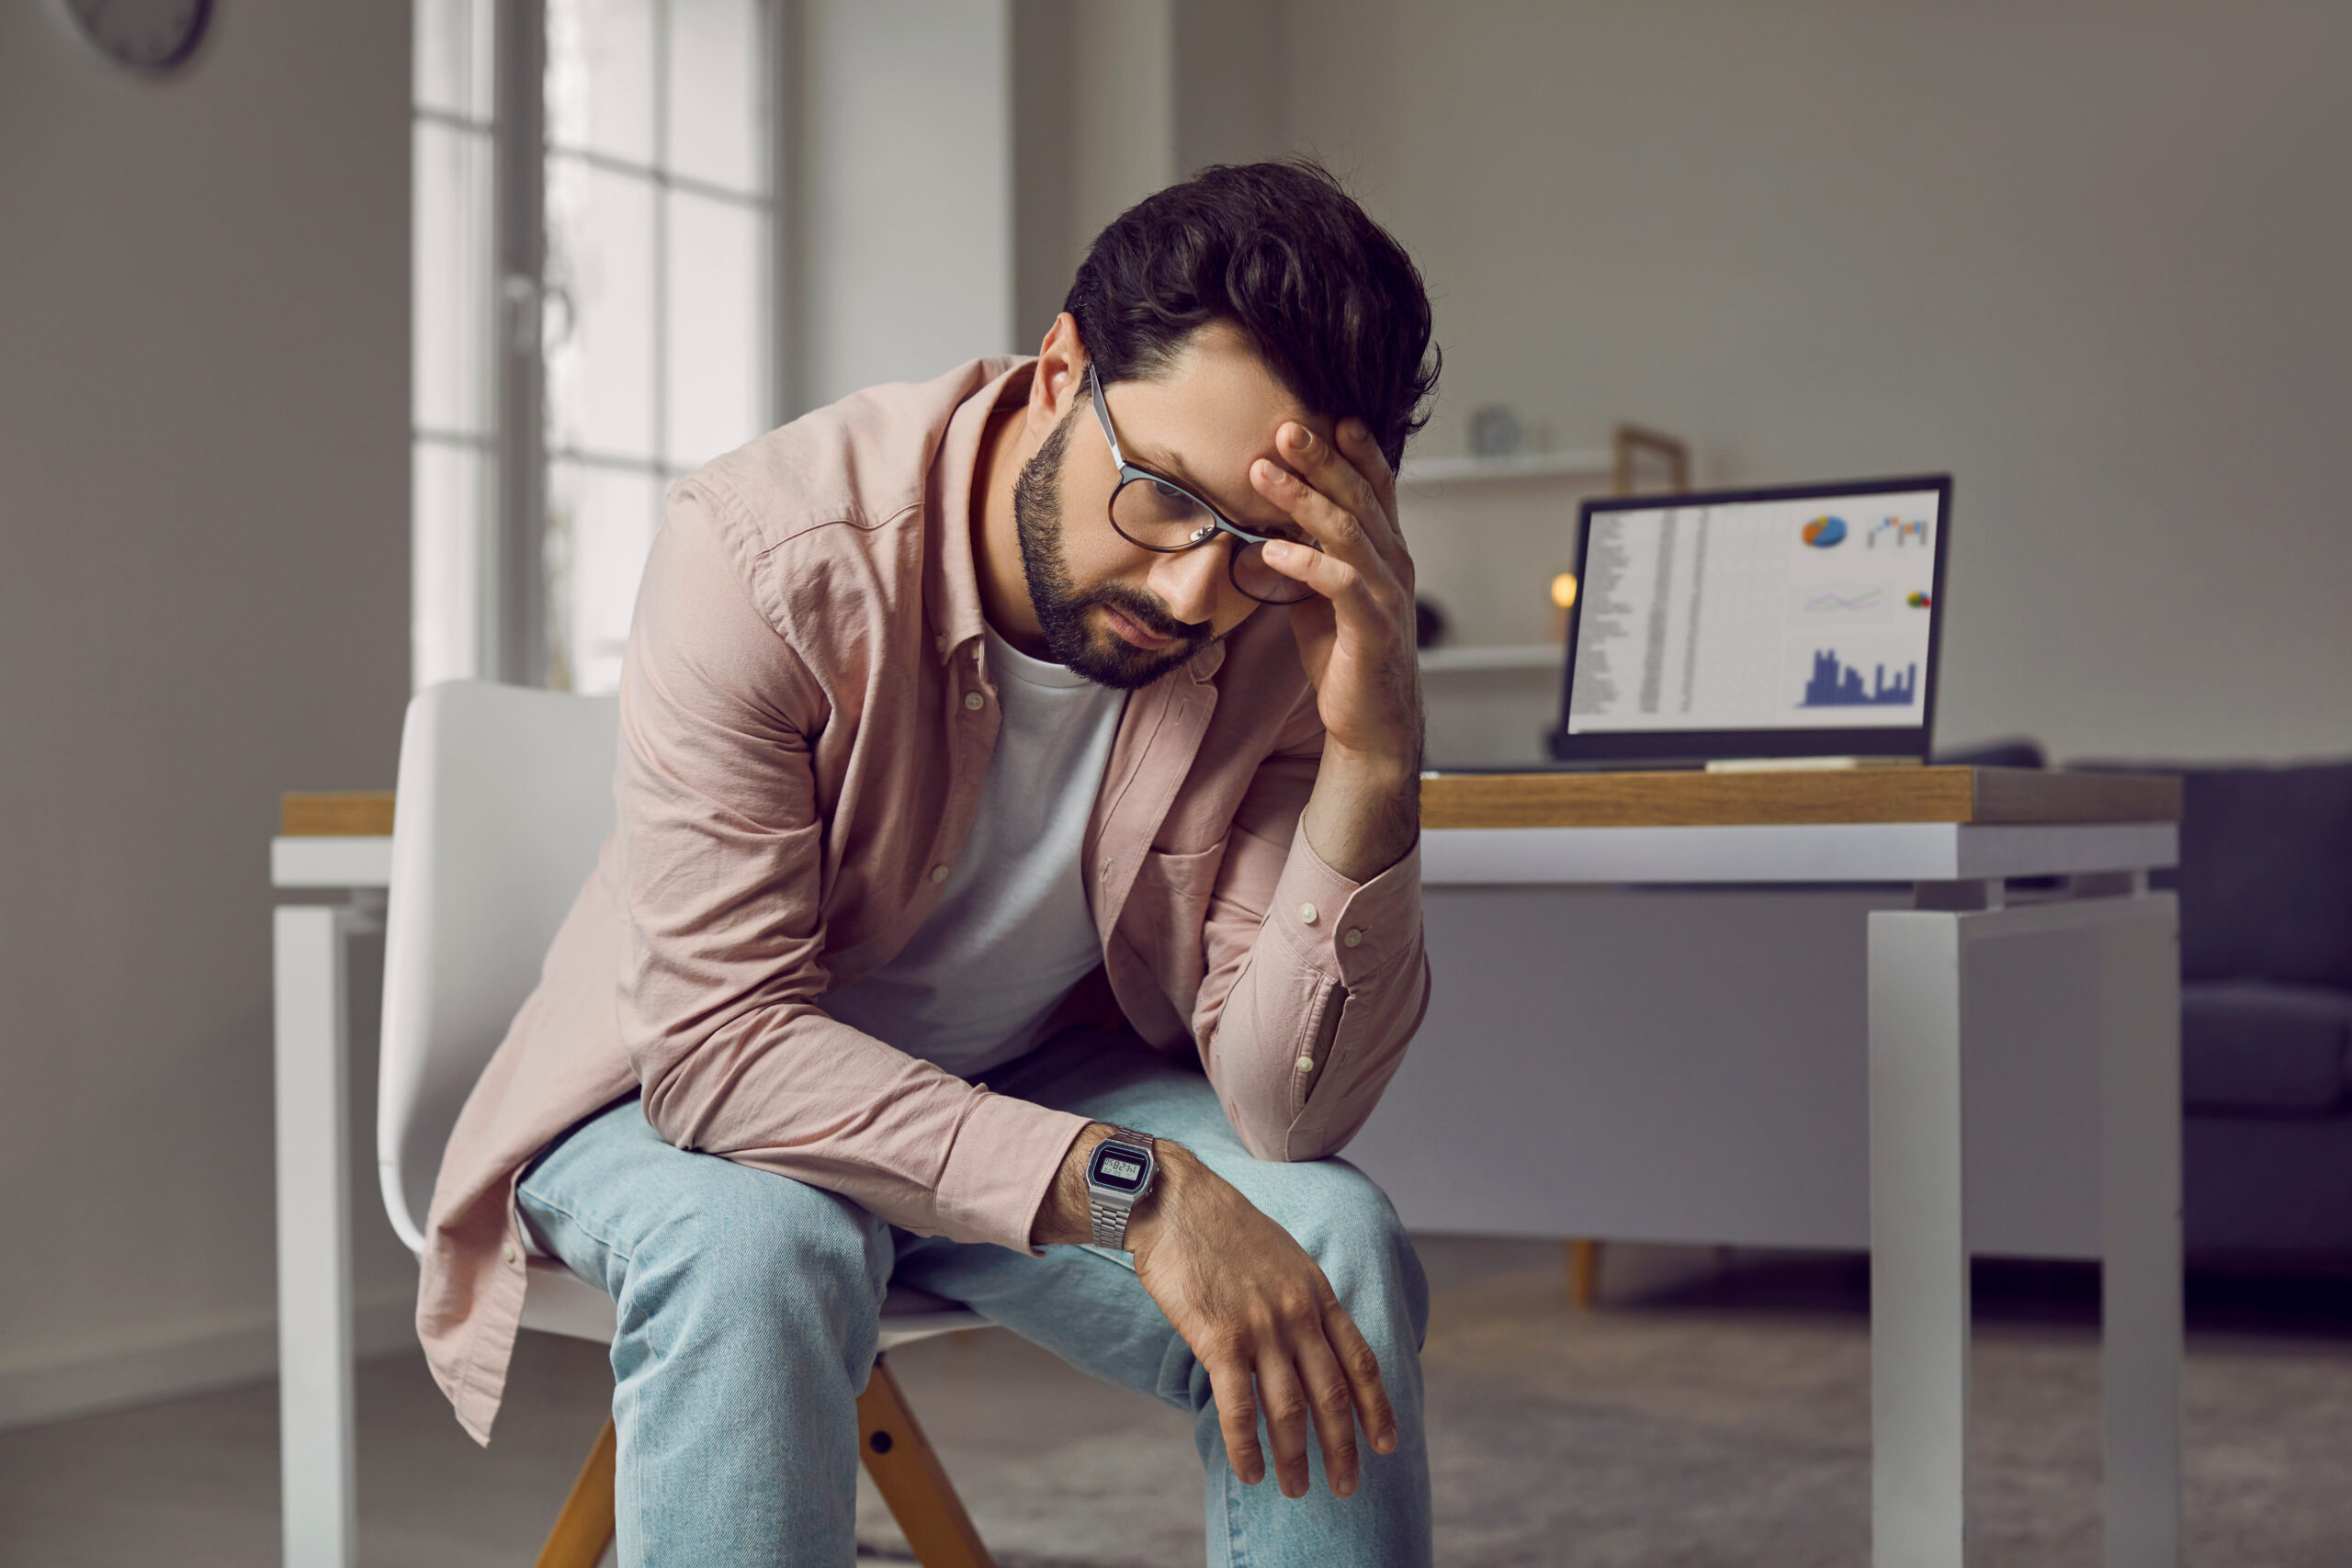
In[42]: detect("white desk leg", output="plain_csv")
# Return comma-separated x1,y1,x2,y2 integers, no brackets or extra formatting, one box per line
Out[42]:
1869,907,1972,1567
274,904,356,1568
2098,894,2181,1568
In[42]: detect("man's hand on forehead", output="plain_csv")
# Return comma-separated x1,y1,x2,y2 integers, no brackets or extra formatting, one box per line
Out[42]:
1239,410,1422,883
1249,413,1413,649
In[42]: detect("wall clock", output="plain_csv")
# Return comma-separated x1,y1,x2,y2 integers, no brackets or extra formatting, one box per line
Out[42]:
59,0,214,76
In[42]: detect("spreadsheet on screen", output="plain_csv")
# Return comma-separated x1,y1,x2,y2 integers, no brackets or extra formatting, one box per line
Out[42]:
1566,488,1944,736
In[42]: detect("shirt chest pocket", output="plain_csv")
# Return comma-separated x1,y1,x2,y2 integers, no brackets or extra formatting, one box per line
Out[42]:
1122,837,1230,1004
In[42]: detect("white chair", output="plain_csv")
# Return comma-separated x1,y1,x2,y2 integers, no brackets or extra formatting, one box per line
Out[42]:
379,681,997,1568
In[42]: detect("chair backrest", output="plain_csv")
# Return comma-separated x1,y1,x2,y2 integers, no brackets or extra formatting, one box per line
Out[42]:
378,681,620,1254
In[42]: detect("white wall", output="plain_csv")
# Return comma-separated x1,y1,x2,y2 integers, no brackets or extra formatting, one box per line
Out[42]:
800,0,1016,405
1274,0,2352,764
0,3,414,1424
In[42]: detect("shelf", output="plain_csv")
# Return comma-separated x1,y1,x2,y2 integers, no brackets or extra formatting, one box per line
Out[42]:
1396,450,1612,487
1418,643,1564,674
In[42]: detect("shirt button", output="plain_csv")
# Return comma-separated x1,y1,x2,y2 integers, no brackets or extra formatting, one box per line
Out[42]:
931,863,951,884
963,692,984,712
1294,1055,1317,1073
1344,928,1363,948
1298,902,1317,925
502,1240,516,1264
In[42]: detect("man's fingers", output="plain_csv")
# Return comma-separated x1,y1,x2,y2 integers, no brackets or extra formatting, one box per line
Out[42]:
1278,420,1399,550
1204,1356,1266,1487
1251,457,1394,583
1293,1329,1363,1497
1254,1353,1316,1499
1261,539,1401,644
1324,1303,1398,1455
1260,428,1408,574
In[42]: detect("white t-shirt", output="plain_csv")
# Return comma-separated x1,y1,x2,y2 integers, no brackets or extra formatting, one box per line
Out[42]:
821,623,1127,1079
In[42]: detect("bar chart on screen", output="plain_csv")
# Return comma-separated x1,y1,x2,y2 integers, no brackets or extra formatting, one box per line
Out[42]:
1798,649,1919,708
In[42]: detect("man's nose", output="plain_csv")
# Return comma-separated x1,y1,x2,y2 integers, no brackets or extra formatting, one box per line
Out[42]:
1149,538,1235,628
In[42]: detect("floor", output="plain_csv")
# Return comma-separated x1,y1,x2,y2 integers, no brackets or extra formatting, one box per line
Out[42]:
6,1240,2352,1566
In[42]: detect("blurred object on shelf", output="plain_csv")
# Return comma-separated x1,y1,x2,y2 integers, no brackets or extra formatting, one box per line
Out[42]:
1611,423,1690,495
1415,595,1450,649
1468,404,1524,457
1405,417,1693,771
1550,570,1579,643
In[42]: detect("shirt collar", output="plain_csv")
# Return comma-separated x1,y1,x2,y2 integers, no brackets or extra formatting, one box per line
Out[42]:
924,356,1034,667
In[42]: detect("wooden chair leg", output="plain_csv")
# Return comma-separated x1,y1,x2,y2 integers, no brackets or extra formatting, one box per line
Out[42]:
857,1354,996,1568
535,1416,617,1568
1566,1237,1604,1309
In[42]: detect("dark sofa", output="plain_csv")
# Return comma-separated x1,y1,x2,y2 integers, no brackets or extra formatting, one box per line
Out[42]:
1945,745,2352,1256
2162,761,2352,1254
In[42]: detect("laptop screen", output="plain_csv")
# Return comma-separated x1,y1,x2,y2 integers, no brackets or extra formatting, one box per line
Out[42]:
1554,476,1951,763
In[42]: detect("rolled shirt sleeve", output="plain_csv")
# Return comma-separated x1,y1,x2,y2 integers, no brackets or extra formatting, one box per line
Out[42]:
1186,710,1431,1162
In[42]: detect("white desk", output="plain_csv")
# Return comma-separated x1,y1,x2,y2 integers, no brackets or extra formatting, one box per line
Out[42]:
1351,816,2181,1568
270,797,2180,1568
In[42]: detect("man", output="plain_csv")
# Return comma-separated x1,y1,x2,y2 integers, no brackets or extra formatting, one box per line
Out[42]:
419,159,1442,1565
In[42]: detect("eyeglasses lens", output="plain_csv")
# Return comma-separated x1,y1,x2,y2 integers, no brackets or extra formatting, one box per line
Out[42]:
1230,543,1313,604
1109,478,1314,604
1109,477,1210,548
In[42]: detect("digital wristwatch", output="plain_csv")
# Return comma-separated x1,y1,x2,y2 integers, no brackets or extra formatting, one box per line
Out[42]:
1083,1127,1159,1250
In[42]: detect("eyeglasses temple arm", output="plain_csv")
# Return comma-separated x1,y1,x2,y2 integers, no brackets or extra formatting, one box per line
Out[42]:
1085,363,1124,467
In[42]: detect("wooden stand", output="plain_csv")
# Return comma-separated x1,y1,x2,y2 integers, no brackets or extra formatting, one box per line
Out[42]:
533,1417,616,1568
1611,423,1691,495
856,1356,996,1567
1565,1238,1603,1310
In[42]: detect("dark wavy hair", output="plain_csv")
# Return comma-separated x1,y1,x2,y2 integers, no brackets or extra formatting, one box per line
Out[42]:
1062,159,1440,470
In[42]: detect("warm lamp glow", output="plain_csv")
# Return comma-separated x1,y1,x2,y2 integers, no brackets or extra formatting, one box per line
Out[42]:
1550,572,1579,609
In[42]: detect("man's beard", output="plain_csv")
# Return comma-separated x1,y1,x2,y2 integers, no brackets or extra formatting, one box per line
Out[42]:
1011,407,1214,691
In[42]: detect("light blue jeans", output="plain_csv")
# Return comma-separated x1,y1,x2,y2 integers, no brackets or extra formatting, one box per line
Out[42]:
515,1028,1432,1567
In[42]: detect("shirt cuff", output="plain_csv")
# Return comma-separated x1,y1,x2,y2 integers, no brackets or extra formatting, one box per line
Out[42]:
930,1088,1092,1253
1261,819,1421,986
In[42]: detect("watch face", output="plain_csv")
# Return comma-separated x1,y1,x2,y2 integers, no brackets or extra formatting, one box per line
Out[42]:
1090,1143,1151,1194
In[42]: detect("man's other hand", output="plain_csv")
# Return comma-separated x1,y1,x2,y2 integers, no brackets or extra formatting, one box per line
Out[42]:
1034,1125,1399,1498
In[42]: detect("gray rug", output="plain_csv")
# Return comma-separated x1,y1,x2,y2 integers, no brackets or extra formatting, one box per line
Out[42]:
859,1255,2352,1566
6,1243,2349,1565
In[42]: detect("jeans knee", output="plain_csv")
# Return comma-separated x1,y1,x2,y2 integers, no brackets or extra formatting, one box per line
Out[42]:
1296,1168,1429,1351
628,1164,890,1352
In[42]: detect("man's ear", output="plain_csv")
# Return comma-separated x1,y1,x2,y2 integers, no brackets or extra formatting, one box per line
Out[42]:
1028,311,1086,435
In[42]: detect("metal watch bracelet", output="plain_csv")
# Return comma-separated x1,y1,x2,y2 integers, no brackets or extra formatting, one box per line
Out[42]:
1087,1127,1157,1249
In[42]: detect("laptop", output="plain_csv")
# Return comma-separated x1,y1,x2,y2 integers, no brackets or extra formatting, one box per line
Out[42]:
1545,474,1952,770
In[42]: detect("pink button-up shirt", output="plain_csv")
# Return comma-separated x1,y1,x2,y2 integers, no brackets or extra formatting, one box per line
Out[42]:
419,358,1430,1442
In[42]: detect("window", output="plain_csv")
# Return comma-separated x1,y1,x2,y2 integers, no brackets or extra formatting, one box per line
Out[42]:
412,0,780,694
413,0,498,691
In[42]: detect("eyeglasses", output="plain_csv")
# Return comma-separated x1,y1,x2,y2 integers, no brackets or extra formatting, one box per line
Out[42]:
1086,363,1317,605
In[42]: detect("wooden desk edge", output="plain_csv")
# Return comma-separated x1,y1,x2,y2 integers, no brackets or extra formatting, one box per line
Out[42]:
288,769,2182,838
282,791,396,838
1419,766,2182,830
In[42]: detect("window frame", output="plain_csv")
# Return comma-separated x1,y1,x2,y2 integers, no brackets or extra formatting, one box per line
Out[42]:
412,0,796,692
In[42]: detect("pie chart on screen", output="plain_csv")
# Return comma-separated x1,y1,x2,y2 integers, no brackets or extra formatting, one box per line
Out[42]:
1802,515,1849,548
